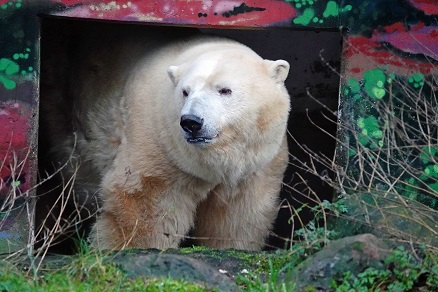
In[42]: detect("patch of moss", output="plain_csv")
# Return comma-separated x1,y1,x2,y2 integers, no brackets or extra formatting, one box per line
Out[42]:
352,241,365,251
128,277,213,292
179,245,223,258
2,249,214,291
178,246,292,274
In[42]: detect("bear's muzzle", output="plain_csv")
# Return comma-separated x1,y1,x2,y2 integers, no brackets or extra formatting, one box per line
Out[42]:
180,114,216,144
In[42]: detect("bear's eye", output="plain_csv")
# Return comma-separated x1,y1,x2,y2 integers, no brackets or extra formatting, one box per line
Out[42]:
182,90,189,97
219,88,232,95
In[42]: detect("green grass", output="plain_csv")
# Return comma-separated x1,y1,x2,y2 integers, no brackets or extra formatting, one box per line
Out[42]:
0,251,211,292
0,198,436,291
330,246,438,291
0,241,437,291
0,263,210,292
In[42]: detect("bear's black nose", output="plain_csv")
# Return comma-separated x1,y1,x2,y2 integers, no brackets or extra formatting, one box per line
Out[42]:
180,114,204,135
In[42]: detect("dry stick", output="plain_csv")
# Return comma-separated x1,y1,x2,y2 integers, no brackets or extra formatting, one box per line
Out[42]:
287,125,336,179
1,147,33,256
33,170,75,243
387,77,395,176
357,152,431,234
319,48,342,78
288,197,310,245
283,171,332,246
386,144,438,199
27,135,98,269
3,150,74,261
305,87,337,117
340,151,436,240
282,182,323,212
279,198,295,247
293,126,345,187
366,147,383,193
34,169,78,272
298,174,329,234
32,134,80,235
414,84,431,143
312,48,438,244
350,188,438,237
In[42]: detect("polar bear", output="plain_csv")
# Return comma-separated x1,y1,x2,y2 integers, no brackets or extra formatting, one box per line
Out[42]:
42,27,290,250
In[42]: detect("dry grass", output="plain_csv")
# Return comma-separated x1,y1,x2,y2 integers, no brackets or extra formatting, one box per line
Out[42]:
285,49,438,250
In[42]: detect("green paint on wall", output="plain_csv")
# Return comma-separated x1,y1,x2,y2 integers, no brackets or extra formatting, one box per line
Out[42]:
293,8,315,25
1,0,22,10
363,68,386,99
291,0,352,26
387,73,395,84
0,58,19,89
420,146,437,165
429,182,438,193
346,78,362,101
409,73,424,88
322,1,352,18
412,73,424,82
423,165,438,179
288,0,317,9
0,58,19,75
357,116,383,147
323,1,339,17
8,47,34,77
357,116,379,130
347,78,360,93
12,50,30,61
11,180,21,188
0,75,16,89
344,5,352,12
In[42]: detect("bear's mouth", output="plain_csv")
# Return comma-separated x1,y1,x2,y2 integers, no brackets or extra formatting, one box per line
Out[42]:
186,137,214,144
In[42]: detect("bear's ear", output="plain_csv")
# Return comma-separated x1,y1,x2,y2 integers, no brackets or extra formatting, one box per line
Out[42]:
265,60,290,84
167,65,180,86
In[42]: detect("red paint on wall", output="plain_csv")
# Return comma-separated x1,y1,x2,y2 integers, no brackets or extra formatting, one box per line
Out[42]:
372,22,438,61
382,22,407,34
344,36,386,59
351,67,361,74
344,20,438,77
56,0,297,27
345,36,437,76
0,102,30,195
407,0,438,15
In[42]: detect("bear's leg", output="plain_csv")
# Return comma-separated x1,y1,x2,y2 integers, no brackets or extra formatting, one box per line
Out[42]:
90,176,198,250
193,140,288,250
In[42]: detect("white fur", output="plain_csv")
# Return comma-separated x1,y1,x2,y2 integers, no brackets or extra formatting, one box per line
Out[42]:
47,32,291,250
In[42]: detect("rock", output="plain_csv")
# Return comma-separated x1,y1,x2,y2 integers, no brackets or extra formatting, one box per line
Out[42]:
112,251,237,291
289,234,390,290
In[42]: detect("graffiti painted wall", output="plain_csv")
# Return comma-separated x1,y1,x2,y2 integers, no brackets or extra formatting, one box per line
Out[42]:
0,0,437,252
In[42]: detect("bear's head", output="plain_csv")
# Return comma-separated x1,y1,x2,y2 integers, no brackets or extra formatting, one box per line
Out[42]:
167,43,290,183
168,47,289,143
